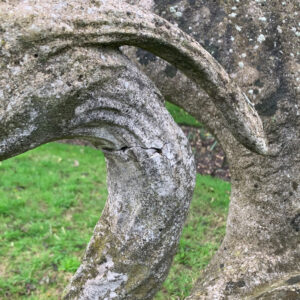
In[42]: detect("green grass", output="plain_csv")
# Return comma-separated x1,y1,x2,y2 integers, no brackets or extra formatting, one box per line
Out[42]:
165,101,202,127
0,142,230,299
0,143,107,299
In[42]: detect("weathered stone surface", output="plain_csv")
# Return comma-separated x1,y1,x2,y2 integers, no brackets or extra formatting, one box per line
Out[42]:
0,0,268,156
0,2,270,297
1,0,298,299
125,0,300,299
59,50,197,299
0,23,196,300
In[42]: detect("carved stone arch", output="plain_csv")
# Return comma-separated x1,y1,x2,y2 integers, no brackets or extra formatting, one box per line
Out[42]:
0,0,268,155
59,48,197,299
124,1,300,299
1,42,196,298
0,1,271,299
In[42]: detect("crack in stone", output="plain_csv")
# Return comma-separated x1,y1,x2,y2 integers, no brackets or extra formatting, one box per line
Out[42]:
102,145,163,155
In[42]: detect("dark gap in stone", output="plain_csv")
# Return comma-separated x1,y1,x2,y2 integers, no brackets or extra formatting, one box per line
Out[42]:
291,214,300,232
286,275,300,285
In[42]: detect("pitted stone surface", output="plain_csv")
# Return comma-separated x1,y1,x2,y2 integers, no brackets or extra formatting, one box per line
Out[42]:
0,0,268,156
125,1,300,299
1,0,299,299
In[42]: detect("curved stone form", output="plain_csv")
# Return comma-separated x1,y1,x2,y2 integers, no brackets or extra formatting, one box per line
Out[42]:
125,1,300,299
60,49,196,299
0,0,267,155
0,1,272,299
0,44,196,298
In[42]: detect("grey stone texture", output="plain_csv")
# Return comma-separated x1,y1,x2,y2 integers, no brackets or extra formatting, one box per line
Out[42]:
0,0,299,299
126,0,300,299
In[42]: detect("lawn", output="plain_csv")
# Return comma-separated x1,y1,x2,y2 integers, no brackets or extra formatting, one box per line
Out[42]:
165,102,202,128
0,142,230,299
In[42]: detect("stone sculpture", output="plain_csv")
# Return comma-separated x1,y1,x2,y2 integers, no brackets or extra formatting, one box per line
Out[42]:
1,0,298,299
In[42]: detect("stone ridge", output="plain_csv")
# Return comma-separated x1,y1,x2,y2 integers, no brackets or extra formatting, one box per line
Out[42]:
0,0,268,155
